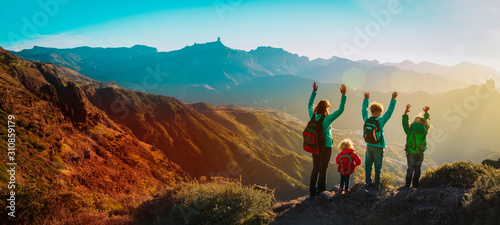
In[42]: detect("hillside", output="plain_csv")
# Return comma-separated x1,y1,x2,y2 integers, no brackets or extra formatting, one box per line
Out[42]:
0,46,189,224
271,161,500,225
129,161,500,225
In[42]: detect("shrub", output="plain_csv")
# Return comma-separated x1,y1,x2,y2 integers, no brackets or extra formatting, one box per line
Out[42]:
134,178,274,225
419,160,495,188
461,167,500,225
380,171,395,188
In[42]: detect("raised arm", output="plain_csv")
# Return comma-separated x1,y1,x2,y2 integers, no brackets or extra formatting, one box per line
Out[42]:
402,104,411,135
362,93,369,122
423,106,430,121
324,84,347,124
308,82,318,119
378,92,398,127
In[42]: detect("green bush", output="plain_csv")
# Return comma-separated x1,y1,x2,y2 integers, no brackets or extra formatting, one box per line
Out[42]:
419,160,495,188
461,167,500,225
134,178,274,225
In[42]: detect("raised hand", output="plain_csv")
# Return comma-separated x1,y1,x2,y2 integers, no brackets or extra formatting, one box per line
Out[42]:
340,84,347,95
313,82,318,92
364,92,370,99
423,106,430,113
405,104,411,114
392,92,398,99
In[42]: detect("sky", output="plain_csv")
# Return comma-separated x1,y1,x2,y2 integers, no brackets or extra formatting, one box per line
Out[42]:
1,0,499,69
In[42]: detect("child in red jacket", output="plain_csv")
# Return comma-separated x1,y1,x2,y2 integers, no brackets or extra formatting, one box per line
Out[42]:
336,139,362,193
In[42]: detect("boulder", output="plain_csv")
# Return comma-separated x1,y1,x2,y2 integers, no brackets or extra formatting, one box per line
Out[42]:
315,191,335,204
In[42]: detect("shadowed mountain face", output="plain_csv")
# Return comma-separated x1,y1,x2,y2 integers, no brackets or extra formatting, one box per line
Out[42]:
0,47,190,224
83,85,314,200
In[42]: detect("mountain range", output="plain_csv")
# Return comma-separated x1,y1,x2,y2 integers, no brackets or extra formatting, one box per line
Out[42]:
14,39,499,99
10,40,500,163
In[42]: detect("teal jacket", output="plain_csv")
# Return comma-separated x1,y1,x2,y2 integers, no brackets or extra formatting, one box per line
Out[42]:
403,113,430,150
362,98,396,148
308,91,346,148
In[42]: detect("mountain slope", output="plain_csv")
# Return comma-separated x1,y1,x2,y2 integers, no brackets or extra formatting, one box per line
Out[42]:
82,85,311,199
271,161,500,225
0,47,189,224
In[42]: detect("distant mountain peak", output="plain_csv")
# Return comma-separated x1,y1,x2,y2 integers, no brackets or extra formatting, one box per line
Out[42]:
186,38,230,51
400,59,416,65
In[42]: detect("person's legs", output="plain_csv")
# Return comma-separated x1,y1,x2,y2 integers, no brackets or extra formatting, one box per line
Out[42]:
310,153,321,196
372,146,384,187
345,174,350,190
365,146,374,185
317,147,332,192
405,153,414,188
340,175,346,190
412,153,424,188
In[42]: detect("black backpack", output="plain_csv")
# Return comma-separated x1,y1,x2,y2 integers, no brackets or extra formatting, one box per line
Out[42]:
303,114,326,154
363,117,381,144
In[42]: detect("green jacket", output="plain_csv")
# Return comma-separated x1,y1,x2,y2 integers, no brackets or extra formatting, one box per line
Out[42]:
362,98,397,148
403,113,430,153
308,91,346,148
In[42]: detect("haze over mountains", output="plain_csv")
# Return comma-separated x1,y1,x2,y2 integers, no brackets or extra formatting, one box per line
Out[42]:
11,40,500,163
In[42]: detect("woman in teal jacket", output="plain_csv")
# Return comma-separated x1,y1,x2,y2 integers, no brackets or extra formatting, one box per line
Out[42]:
308,82,347,197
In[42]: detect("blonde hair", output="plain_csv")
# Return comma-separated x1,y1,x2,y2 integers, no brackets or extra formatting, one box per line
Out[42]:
369,102,384,114
338,139,354,151
411,114,431,132
314,99,331,115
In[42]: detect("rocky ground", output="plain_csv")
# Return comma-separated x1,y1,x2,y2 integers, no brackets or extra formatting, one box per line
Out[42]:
270,183,468,225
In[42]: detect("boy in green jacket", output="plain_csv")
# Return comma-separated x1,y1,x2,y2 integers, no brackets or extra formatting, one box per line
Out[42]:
403,104,430,188
362,92,397,189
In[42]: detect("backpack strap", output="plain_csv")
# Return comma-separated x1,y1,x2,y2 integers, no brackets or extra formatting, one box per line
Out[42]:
317,114,326,134
340,152,354,174
417,132,427,152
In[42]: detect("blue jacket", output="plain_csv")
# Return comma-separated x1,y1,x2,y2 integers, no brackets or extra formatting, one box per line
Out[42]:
308,91,346,148
362,98,396,148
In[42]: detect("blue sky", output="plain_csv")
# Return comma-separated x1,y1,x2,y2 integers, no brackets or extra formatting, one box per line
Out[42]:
1,0,499,69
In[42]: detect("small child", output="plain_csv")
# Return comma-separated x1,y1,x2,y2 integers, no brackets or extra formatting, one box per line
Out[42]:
336,139,361,193
402,104,430,188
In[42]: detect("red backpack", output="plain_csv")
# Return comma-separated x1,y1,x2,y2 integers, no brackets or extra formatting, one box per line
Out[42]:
303,114,326,154
339,152,354,176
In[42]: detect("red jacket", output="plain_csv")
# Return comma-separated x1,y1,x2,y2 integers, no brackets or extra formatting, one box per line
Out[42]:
336,149,362,175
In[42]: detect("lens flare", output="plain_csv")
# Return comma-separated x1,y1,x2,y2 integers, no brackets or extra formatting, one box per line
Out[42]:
342,67,366,90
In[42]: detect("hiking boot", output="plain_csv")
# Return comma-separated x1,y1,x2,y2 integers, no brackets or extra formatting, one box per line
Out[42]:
373,185,381,190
